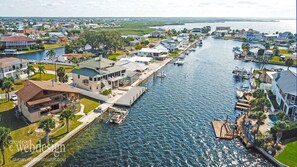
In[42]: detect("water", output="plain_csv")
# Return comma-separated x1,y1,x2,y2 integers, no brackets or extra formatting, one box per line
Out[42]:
16,47,65,61
153,20,296,33
55,38,295,167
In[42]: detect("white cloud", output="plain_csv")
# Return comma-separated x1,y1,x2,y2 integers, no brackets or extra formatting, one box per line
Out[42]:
0,0,295,17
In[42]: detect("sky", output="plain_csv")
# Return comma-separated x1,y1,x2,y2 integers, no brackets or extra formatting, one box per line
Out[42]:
0,0,296,18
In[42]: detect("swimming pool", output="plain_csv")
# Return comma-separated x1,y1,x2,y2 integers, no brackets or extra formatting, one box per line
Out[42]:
269,115,279,123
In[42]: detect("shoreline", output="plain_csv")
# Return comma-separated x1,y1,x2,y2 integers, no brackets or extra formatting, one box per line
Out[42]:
24,40,194,166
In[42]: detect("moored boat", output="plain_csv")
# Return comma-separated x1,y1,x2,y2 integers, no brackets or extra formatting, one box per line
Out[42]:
109,109,129,124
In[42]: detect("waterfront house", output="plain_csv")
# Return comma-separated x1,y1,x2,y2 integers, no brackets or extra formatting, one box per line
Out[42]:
191,28,202,35
49,32,67,44
160,38,178,52
248,48,259,58
154,44,169,54
278,32,294,39
264,34,278,43
0,35,36,49
72,57,127,93
16,80,80,123
119,56,152,64
263,50,274,59
150,29,165,38
0,57,30,79
243,29,263,41
138,48,168,60
271,70,297,121
259,70,277,84
115,60,148,72
213,27,231,38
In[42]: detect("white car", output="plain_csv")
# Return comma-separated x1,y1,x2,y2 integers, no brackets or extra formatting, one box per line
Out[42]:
10,95,18,101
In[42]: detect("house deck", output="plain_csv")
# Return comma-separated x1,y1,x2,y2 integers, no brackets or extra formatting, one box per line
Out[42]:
211,120,237,140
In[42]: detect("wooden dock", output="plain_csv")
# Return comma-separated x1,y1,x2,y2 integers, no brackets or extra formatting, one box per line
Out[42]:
211,120,237,140
115,86,146,107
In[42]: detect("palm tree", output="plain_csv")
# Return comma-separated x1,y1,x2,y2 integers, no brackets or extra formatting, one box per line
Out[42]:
26,64,35,77
251,97,271,111
252,89,265,99
59,109,75,133
264,43,270,50
57,67,65,82
285,58,294,70
62,75,68,83
0,127,12,165
37,65,46,81
273,121,287,146
1,78,14,101
38,118,55,145
251,111,267,137
276,112,288,121
46,49,56,61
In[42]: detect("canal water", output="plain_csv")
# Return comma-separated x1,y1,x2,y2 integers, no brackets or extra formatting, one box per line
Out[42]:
16,47,65,61
47,38,297,167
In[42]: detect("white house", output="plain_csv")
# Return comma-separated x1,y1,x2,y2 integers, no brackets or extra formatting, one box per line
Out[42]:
138,48,168,59
0,57,30,79
271,70,297,121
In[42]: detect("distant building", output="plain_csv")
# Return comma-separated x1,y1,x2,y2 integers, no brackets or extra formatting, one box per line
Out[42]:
243,29,263,41
16,80,80,123
0,36,36,49
48,32,67,44
0,57,30,79
271,70,297,121
213,27,231,38
191,28,202,35
137,48,168,60
150,29,165,38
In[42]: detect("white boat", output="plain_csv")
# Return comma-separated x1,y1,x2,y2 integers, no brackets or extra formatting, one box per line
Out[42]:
236,90,244,98
157,72,166,78
109,110,129,124
174,59,184,65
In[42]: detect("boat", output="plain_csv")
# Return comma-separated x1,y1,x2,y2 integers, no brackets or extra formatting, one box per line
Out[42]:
236,89,244,98
198,40,203,46
157,72,166,78
190,48,196,51
109,109,129,124
174,59,184,65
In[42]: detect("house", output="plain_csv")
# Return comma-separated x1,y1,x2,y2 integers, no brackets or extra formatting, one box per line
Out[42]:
160,39,178,52
121,71,141,86
150,29,165,38
278,32,294,39
154,44,169,54
191,28,202,35
213,27,230,38
259,70,277,83
263,50,274,59
248,48,259,58
72,57,127,93
115,60,148,72
0,36,36,49
0,57,30,79
16,80,80,123
138,48,168,59
264,34,278,43
49,32,67,44
119,56,152,64
271,70,297,120
243,29,263,41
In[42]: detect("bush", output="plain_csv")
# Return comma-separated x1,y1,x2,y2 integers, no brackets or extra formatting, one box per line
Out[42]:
102,89,112,96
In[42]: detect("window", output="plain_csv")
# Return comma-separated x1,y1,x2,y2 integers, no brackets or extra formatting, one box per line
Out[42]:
291,96,295,104
51,104,59,110
90,86,92,90
89,77,93,81
78,75,80,79
94,78,97,81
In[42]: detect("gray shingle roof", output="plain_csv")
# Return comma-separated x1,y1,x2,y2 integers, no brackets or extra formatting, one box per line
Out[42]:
276,70,297,96
72,68,99,77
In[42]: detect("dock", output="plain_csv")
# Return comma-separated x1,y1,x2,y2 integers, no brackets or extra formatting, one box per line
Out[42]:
211,120,238,140
115,86,146,107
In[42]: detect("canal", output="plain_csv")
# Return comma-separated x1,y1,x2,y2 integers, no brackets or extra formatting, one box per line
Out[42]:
49,38,294,166
16,47,65,61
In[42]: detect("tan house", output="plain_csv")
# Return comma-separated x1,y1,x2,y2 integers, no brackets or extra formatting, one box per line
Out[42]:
16,80,80,123
72,57,126,93
259,70,277,84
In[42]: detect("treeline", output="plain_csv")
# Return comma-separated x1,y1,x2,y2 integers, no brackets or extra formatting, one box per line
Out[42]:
66,30,124,55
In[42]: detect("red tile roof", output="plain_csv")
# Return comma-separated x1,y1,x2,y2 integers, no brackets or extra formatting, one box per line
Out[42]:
0,36,36,42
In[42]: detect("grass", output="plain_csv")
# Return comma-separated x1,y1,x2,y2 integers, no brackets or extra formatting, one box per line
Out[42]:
253,70,261,74
0,100,43,167
80,95,100,114
268,56,297,65
107,51,127,61
278,49,291,55
30,73,55,81
148,37,163,44
44,43,65,50
0,79,24,94
275,141,297,167
33,64,78,73
169,49,181,57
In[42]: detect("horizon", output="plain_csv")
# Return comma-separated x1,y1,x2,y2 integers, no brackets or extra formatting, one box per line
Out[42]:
1,0,296,18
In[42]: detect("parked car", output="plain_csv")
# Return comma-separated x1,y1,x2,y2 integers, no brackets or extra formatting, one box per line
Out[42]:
10,95,18,101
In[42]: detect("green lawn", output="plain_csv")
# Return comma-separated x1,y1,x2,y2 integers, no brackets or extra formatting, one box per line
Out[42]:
33,64,78,73
80,96,100,114
276,141,297,167
0,100,43,167
30,73,55,81
169,49,180,57
268,56,297,65
0,79,24,94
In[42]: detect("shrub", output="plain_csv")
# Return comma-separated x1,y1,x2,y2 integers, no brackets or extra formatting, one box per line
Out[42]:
102,89,112,96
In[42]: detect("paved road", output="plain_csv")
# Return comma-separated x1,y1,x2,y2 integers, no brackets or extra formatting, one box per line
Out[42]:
0,91,17,99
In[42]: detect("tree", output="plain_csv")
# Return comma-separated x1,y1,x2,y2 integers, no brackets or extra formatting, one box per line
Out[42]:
251,97,271,111
46,49,56,61
0,127,12,165
59,109,75,133
26,64,35,77
62,75,68,83
38,118,55,145
285,58,294,70
257,49,265,56
241,43,250,52
264,43,270,50
37,65,46,80
273,46,279,56
57,67,66,82
251,111,267,137
70,57,79,64
252,89,265,99
1,78,14,101
276,112,288,121
135,44,146,50
273,121,287,146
